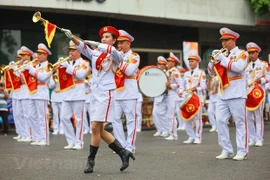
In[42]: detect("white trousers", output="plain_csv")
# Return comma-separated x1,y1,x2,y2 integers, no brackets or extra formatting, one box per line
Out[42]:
216,98,248,156
152,98,169,133
136,101,143,131
61,100,85,146
176,101,186,129
51,102,63,132
185,103,203,141
13,99,31,139
113,99,137,152
28,99,49,144
84,102,91,132
247,103,264,143
12,99,22,137
208,101,217,128
167,97,179,137
21,99,31,139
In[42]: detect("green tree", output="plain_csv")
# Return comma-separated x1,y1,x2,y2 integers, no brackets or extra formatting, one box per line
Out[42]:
250,0,270,16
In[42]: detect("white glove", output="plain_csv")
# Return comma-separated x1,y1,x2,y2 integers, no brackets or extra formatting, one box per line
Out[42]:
58,57,64,62
62,28,74,39
24,64,32,70
60,61,69,68
9,61,15,65
212,49,220,56
84,40,100,47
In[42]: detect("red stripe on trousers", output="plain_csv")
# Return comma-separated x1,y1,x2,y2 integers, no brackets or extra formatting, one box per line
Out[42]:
131,100,137,146
197,107,202,140
79,102,84,144
244,105,248,149
105,90,112,122
44,101,48,144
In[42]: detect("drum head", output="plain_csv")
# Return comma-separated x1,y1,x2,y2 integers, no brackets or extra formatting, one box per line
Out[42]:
138,66,167,97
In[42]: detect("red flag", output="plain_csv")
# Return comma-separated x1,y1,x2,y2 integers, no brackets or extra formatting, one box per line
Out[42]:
214,62,229,93
4,70,13,90
43,20,57,48
114,68,125,91
246,83,265,111
57,67,75,91
180,93,201,121
22,70,38,94
8,70,21,90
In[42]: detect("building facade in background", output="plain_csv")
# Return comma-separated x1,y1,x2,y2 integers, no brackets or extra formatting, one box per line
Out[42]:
0,0,269,70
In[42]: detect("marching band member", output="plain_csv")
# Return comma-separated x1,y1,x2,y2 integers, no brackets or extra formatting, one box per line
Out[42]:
245,42,269,147
63,26,135,173
180,52,206,144
207,74,219,132
60,41,89,150
113,29,140,153
48,58,66,135
24,43,53,146
176,65,186,130
15,47,35,143
152,56,170,137
10,50,23,140
208,28,249,160
165,52,183,140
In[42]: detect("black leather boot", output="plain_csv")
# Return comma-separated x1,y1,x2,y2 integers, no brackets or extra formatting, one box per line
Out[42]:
84,145,99,173
108,139,135,171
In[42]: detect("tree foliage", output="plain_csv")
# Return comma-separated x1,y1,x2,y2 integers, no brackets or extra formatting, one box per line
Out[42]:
250,0,270,16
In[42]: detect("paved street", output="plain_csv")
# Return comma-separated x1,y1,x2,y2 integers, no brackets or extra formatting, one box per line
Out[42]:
1,123,270,180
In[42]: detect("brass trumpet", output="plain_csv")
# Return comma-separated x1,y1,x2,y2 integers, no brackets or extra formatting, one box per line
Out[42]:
13,59,39,72
47,56,71,72
32,11,83,41
0,61,20,74
33,11,61,31
209,47,228,64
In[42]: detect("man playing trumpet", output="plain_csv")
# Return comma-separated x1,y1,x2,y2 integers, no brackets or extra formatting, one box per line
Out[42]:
24,43,53,146
60,40,90,150
13,47,35,143
245,42,269,147
208,28,249,160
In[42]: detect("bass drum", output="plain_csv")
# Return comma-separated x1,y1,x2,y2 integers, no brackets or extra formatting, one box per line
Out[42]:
137,66,167,97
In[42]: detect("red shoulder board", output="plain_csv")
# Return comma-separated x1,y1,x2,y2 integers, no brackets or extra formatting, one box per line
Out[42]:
96,53,107,70
132,52,138,56
241,53,247,60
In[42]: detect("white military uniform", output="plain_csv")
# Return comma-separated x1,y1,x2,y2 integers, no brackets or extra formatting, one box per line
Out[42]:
76,41,123,125
182,61,206,144
10,50,24,140
165,52,183,140
112,30,140,152
208,28,249,160
13,47,33,142
152,56,170,137
245,42,269,146
48,75,65,135
26,44,52,146
60,57,89,149
136,92,143,132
